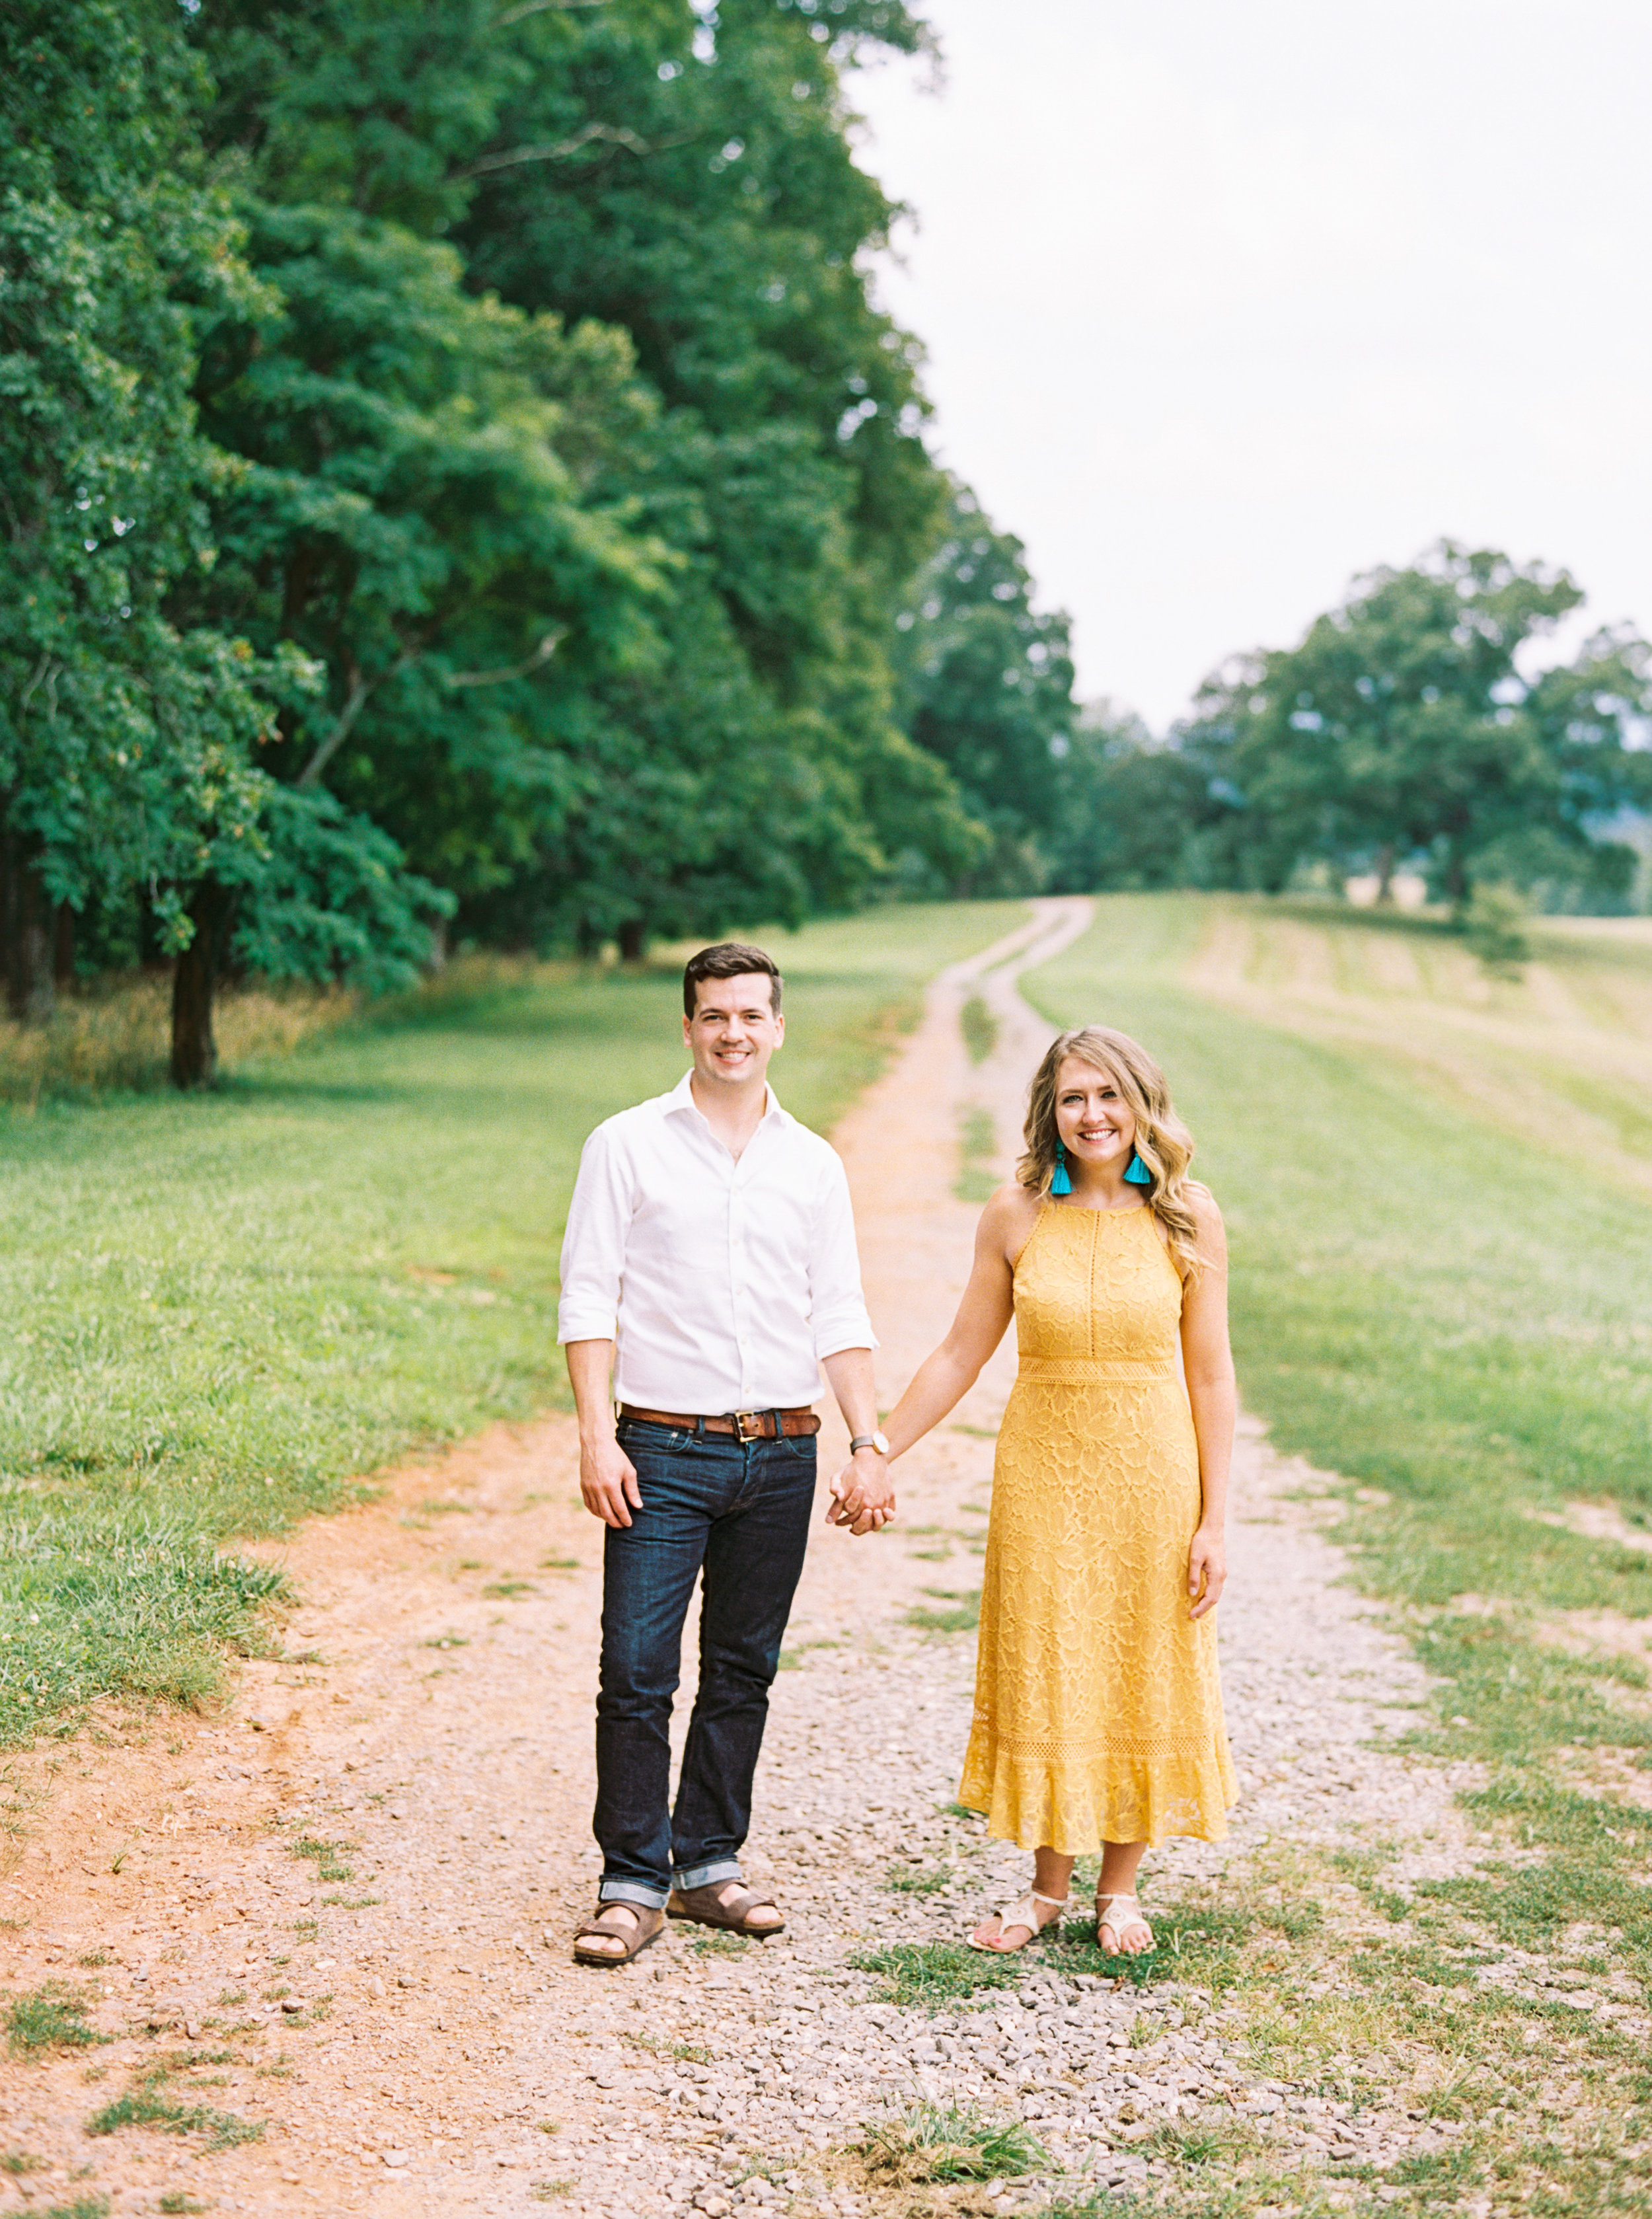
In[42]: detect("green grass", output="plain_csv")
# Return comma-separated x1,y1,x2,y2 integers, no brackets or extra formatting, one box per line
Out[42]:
1026,897,1652,1750
856,2099,1044,2184
848,1939,1026,2009
954,1102,998,1203
0,903,1023,1739
960,993,998,1065
1024,895,1652,1604
851,1881,1294,2011
885,1859,953,1896
687,1929,751,1959
903,1585,981,1634
3,1982,107,2053
1021,893,1652,2214
85,2074,264,2150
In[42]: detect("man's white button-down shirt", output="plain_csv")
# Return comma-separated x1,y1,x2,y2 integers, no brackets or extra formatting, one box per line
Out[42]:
556,1071,876,1413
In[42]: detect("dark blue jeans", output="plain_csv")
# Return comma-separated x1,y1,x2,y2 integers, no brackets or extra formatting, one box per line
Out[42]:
595,1419,816,1910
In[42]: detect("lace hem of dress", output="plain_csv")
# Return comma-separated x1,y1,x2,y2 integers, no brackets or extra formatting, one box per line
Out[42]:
959,1732,1238,1852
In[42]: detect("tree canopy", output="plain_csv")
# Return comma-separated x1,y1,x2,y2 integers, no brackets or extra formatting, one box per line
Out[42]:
3,0,1047,1078
1055,545,1652,913
891,486,1075,893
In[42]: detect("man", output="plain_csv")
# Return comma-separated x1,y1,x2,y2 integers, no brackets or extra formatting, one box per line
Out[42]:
558,941,894,1967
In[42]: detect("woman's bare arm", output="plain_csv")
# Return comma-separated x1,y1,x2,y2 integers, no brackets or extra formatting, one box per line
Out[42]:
1180,1190,1234,1618
881,1185,1033,1459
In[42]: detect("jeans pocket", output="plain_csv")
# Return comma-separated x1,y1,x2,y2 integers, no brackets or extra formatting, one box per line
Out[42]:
617,1421,695,1456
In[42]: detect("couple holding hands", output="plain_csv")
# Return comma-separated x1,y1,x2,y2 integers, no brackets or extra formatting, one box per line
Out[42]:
558,941,1236,1969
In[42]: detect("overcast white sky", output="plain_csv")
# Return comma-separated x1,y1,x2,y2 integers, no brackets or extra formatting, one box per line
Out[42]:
848,1,1652,728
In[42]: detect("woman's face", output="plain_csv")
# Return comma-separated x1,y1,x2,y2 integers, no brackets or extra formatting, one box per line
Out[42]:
1053,1055,1138,1179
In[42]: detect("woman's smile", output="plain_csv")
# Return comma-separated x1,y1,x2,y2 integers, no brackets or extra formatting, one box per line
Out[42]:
1055,1057,1137,1170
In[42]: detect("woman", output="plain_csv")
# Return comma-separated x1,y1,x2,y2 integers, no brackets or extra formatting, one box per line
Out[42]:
870,1026,1236,1953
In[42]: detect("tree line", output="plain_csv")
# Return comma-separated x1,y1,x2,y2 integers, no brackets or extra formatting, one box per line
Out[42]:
4,0,1059,1082
1064,546,1652,916
5,2,1647,1091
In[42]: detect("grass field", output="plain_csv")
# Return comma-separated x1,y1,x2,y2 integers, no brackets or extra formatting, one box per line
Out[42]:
1024,894,1652,2219
0,902,1024,1739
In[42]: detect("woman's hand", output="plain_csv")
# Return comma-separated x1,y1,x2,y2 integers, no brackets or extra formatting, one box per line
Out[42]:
1187,1523,1226,1618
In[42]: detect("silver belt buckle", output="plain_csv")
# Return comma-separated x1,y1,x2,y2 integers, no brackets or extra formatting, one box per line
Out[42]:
733,1410,766,1444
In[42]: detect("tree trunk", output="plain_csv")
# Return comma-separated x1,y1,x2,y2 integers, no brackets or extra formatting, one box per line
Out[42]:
1373,843,1396,905
0,824,13,1016
52,903,75,987
170,881,229,1090
1,829,55,1023
617,918,646,964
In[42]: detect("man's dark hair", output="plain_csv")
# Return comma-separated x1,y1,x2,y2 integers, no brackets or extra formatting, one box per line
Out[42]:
683,942,782,1019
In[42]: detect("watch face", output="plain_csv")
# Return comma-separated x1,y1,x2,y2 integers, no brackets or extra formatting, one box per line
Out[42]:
872,1431,891,1456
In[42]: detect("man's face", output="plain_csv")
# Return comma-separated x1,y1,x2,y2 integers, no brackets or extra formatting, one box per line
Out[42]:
684,972,784,1092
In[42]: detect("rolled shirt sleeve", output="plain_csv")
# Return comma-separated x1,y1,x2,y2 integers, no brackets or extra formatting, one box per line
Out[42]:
556,1121,632,1345
809,1149,877,1360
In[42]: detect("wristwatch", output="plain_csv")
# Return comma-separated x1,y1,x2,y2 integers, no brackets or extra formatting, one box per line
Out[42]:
849,1431,891,1456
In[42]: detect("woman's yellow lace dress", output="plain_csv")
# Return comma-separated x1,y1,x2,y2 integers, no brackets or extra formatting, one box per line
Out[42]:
958,1201,1237,1849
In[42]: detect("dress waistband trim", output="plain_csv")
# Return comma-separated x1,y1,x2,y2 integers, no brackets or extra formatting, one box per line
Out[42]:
1016,1357,1176,1383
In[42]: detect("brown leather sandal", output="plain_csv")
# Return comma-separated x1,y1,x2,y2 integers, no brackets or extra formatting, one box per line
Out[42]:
572,1901,665,1967
665,1881,785,1937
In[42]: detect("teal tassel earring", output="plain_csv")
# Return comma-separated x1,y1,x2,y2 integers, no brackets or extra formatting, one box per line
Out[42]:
1051,1141,1073,1196
1124,1150,1151,1185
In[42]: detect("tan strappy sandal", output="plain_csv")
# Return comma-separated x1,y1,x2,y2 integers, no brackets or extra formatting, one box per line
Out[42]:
968,1887,1068,1953
572,1900,665,1967
1096,1891,1154,1955
666,1881,785,1937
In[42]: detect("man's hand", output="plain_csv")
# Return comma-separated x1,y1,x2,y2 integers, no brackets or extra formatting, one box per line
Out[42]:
824,1447,895,1536
582,1434,642,1528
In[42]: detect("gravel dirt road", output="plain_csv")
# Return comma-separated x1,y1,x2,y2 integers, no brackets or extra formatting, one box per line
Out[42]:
0,900,1481,2218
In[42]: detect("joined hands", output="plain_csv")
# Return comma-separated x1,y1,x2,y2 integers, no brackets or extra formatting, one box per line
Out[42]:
825,1448,895,1536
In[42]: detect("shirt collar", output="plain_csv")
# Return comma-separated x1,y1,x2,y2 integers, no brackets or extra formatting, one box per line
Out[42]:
667,1068,787,1127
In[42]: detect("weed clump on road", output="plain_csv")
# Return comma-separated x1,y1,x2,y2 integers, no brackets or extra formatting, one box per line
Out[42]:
3,1982,108,2054
86,2070,264,2151
849,1941,1024,2010
961,995,999,1065
858,2099,1044,2184
903,1587,981,1634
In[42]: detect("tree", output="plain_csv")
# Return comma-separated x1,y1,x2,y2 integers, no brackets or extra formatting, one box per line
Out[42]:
187,0,982,950
1041,702,1241,893
1,1,461,1082
1193,543,1652,907
181,202,663,943
893,486,1076,892
0,0,264,1022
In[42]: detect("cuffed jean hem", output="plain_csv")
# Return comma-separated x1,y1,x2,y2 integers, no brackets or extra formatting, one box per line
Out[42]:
597,1879,670,1910
673,1857,743,1891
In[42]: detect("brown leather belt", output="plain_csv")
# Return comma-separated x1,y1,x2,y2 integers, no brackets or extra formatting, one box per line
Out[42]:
617,1403,821,1442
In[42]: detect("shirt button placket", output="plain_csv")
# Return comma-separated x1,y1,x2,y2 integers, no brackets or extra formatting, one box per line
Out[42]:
731,1163,751,1404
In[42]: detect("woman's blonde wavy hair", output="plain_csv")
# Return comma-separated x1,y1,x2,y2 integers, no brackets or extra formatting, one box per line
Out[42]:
1017,1025,1210,1279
